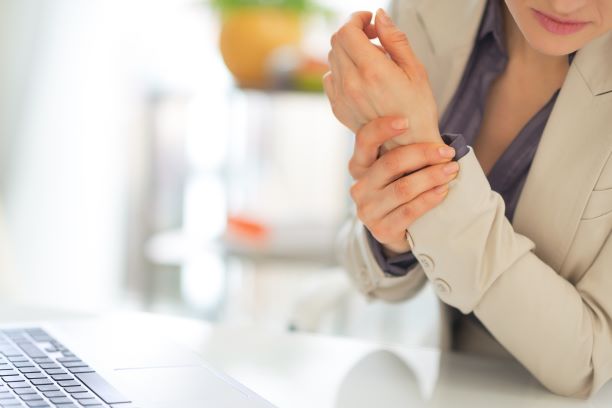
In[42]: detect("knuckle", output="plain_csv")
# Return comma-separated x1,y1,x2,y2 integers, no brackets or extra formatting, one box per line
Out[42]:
360,66,381,84
356,204,373,224
330,32,339,47
389,29,409,45
381,153,401,174
354,135,367,154
337,26,350,42
341,78,361,99
400,203,415,220
349,181,361,200
392,178,413,201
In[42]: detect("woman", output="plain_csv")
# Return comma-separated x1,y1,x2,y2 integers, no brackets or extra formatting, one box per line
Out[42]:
324,0,612,398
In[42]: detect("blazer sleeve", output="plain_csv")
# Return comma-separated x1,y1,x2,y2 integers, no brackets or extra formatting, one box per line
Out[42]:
407,147,612,398
337,214,427,302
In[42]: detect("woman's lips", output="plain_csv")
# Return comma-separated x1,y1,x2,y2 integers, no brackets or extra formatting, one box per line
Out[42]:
532,9,589,35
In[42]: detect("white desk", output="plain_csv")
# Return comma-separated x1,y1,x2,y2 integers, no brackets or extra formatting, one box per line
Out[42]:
2,311,611,407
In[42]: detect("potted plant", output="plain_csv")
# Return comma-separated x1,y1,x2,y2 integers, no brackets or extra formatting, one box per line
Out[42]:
210,0,329,89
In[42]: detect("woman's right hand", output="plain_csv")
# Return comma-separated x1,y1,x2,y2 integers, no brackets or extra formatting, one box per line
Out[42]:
350,117,460,254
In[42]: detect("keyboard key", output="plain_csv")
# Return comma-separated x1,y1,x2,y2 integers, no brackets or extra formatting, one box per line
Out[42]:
29,380,52,387
24,401,50,407
60,362,87,369
23,374,46,380
42,391,65,398
63,387,86,394
12,388,35,395
57,358,80,364
72,393,95,400
77,400,102,407
11,363,34,369
49,397,73,405
51,375,73,382
37,364,58,370
0,370,18,377
35,386,59,393
67,368,93,374
7,382,29,389
16,345,45,360
18,394,42,401
16,369,39,375
31,359,51,365
42,369,65,376
74,373,130,404
0,348,21,357
57,381,79,388
2,376,25,383
7,357,27,363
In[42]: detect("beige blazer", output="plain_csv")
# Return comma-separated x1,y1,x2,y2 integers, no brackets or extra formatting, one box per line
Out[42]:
340,0,612,398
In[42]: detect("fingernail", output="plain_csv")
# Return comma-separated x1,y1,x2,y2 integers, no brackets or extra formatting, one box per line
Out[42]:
438,146,455,158
391,118,408,130
443,162,459,174
377,8,393,26
434,184,449,195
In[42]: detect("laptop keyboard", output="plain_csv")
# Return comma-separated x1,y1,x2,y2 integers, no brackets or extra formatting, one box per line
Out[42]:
0,328,133,408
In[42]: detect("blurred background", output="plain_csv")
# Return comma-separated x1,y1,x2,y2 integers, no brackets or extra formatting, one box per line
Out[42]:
0,0,439,347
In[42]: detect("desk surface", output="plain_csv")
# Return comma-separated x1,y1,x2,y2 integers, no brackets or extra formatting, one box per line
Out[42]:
1,309,611,408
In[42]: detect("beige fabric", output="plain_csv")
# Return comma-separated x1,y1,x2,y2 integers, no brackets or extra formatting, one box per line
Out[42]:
340,0,612,398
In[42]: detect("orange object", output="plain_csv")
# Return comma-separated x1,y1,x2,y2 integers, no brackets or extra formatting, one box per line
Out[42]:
227,215,269,241
219,8,302,88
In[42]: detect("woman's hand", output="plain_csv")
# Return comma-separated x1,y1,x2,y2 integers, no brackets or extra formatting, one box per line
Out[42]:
351,116,458,254
324,9,442,149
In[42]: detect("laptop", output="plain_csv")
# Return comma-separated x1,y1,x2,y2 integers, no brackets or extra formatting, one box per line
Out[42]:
0,319,276,408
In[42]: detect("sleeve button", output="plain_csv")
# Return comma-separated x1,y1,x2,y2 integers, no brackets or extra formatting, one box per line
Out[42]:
416,254,435,272
433,278,451,295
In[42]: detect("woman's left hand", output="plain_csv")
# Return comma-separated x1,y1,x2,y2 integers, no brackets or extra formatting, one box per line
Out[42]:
324,9,443,148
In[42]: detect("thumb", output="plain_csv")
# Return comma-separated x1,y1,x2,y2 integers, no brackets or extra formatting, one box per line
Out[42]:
375,8,419,74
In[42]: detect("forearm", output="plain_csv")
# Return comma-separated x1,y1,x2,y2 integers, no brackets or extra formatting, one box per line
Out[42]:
407,148,612,397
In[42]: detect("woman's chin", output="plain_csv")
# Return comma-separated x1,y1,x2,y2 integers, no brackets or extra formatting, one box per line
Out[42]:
521,29,584,56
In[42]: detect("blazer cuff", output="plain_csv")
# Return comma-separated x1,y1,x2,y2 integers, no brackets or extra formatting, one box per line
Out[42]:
441,133,470,161
406,147,535,313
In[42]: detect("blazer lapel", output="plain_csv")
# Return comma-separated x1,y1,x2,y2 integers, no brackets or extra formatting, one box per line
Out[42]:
513,32,612,272
415,0,487,113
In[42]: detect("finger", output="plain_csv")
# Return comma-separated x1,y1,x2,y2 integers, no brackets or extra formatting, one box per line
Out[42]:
336,13,389,68
364,23,378,39
322,71,335,101
376,161,458,219
327,48,343,102
370,184,449,244
367,143,457,188
349,116,410,178
374,8,421,75
346,10,373,31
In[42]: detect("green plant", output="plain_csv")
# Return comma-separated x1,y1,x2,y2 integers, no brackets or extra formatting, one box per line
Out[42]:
209,0,331,16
